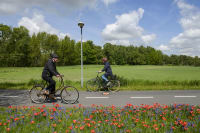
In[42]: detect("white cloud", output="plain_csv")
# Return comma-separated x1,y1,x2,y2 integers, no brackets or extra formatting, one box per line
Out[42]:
102,0,118,6
0,0,97,15
0,2,19,14
102,8,156,45
141,34,156,44
18,12,69,39
158,44,170,51
0,0,120,14
59,33,70,39
169,0,200,56
106,40,131,46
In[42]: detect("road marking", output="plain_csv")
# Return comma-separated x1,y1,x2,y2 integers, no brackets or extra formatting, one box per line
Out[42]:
130,96,154,99
85,97,109,99
0,96,19,98
174,96,197,98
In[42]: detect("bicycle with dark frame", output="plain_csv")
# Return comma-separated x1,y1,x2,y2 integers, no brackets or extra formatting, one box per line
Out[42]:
29,75,79,104
86,72,120,92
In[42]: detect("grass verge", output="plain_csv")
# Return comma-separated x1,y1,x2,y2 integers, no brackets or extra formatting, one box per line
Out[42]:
1,77,200,90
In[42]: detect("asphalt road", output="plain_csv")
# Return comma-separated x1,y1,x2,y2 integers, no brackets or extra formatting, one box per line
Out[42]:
0,90,200,107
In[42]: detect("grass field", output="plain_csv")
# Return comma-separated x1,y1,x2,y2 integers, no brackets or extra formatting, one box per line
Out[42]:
1,65,200,90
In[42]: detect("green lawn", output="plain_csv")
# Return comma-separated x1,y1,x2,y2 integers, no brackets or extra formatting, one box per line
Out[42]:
1,65,200,82
1,65,200,90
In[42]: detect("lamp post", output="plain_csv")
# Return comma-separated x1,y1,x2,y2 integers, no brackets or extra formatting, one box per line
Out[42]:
0,31,2,40
78,22,84,88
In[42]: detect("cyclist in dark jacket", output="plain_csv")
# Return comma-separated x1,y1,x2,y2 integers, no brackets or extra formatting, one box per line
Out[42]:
99,57,113,86
42,53,60,99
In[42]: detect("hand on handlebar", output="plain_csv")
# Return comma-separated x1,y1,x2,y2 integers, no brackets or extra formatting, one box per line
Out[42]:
56,75,60,78
56,74,64,78
98,71,102,73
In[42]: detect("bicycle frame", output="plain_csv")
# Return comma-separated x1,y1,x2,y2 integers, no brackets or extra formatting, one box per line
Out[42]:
97,73,118,88
96,73,101,80
96,73,107,88
43,75,65,93
57,75,64,89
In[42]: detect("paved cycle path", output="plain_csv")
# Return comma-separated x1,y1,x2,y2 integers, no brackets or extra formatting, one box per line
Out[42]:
0,90,200,107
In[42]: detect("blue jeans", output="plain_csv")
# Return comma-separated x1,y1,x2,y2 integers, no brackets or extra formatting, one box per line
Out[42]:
102,74,109,82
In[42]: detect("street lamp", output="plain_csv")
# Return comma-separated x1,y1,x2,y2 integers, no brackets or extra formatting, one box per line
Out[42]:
0,30,2,39
78,22,84,88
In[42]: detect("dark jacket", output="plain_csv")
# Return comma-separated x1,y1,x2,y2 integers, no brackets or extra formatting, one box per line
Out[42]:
42,59,60,77
102,61,112,75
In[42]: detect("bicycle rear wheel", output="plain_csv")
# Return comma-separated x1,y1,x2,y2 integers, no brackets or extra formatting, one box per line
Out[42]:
86,78,100,92
29,85,46,103
61,86,79,104
108,80,120,92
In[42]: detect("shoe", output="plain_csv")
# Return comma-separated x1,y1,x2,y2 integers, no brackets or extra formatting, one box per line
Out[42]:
106,81,111,86
49,94,56,100
54,94,61,97
46,98,57,103
42,89,49,95
103,92,109,95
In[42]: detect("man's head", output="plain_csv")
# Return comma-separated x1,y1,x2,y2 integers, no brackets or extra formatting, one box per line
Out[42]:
50,53,59,62
102,57,108,63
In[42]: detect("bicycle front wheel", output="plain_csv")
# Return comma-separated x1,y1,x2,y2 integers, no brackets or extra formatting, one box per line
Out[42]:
86,78,100,92
29,85,46,103
108,80,120,92
61,86,79,104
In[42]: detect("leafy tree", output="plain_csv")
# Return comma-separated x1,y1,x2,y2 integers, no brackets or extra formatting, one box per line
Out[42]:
29,34,41,66
103,43,115,64
170,55,179,65
9,26,30,66
0,24,12,66
1,24,200,67
58,36,79,65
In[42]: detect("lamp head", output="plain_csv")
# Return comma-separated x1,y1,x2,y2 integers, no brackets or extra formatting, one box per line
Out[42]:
78,22,84,28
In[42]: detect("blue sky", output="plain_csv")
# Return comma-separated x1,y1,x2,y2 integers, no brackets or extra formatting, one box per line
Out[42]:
1,0,200,56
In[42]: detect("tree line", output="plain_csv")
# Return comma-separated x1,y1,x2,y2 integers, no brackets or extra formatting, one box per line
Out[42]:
1,24,200,67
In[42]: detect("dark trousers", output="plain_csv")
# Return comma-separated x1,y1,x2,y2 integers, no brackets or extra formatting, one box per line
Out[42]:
105,73,113,79
42,75,56,94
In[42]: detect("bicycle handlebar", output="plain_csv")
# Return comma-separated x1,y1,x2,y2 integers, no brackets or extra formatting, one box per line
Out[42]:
96,71,102,77
60,74,64,77
59,75,64,81
57,75,64,88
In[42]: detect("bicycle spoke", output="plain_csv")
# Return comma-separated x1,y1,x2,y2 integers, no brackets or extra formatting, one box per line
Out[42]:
86,78,100,92
108,80,120,92
29,85,46,103
61,86,79,104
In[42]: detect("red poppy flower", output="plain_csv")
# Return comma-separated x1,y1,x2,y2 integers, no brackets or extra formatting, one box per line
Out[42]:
91,129,95,133
6,128,10,132
73,120,76,123
69,126,73,130
80,126,85,130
